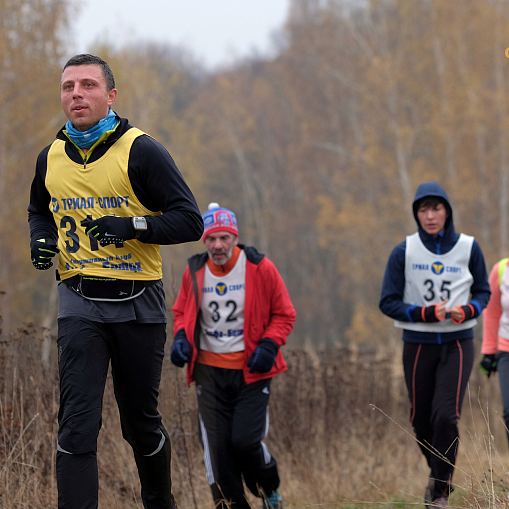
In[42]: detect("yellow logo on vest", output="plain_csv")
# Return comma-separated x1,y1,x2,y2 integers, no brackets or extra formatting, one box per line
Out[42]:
432,262,445,275
215,283,227,296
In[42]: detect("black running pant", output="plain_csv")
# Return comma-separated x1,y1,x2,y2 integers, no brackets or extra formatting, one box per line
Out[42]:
194,363,280,509
56,317,174,509
403,339,474,499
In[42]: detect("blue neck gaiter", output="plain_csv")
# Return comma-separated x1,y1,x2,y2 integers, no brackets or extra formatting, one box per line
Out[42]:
65,109,119,149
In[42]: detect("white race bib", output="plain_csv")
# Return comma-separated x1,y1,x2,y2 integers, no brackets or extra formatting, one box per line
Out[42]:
199,250,246,353
394,232,477,332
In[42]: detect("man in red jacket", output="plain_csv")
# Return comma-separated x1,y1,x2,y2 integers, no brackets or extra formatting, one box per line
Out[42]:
171,203,296,509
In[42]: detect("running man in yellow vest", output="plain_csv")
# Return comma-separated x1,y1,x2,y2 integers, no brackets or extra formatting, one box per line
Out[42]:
28,54,203,509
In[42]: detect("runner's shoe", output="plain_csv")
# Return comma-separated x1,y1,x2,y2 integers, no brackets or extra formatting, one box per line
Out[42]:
263,491,283,509
424,478,434,508
432,496,449,507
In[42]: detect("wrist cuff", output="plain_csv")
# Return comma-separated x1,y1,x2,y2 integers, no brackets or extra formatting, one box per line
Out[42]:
422,305,442,322
409,306,424,322
174,328,187,341
259,337,279,355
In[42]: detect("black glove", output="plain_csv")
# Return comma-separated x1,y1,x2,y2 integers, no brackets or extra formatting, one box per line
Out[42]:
83,215,135,246
409,305,444,323
170,330,192,368
479,354,498,378
31,238,59,270
247,338,279,374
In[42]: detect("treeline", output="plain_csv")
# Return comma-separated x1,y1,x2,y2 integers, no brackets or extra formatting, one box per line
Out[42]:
4,0,509,345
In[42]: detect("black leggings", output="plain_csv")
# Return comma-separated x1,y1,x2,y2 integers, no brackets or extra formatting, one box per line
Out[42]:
403,339,474,499
56,317,173,509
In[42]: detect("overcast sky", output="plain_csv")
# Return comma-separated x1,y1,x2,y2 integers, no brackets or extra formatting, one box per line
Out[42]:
71,0,291,70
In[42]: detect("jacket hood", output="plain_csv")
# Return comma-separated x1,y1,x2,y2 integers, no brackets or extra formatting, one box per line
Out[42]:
412,181,453,231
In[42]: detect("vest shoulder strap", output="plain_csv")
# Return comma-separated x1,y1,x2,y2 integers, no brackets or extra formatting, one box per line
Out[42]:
499,258,509,286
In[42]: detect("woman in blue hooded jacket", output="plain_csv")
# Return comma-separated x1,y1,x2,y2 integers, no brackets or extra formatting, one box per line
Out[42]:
380,181,490,507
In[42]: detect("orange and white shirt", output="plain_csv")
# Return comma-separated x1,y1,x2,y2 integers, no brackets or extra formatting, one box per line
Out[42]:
482,259,509,354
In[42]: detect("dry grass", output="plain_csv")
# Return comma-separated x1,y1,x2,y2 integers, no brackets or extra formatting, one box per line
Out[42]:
1,325,509,508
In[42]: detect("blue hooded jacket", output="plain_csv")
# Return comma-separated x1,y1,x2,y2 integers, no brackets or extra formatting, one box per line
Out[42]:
379,181,491,344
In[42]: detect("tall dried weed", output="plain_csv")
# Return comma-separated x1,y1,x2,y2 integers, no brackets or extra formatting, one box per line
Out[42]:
1,325,509,508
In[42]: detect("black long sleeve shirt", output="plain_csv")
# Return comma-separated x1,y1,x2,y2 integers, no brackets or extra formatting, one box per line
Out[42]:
28,116,203,247
28,115,204,323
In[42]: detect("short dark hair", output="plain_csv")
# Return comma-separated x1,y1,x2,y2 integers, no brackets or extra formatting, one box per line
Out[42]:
416,196,447,210
63,54,116,91
414,195,452,229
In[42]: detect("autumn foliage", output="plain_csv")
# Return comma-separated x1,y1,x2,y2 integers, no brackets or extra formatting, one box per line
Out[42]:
4,0,509,506
3,0,509,346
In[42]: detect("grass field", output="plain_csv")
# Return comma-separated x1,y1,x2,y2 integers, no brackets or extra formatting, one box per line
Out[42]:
1,324,508,508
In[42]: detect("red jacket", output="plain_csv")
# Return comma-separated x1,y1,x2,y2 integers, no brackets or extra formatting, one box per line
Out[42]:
172,245,296,385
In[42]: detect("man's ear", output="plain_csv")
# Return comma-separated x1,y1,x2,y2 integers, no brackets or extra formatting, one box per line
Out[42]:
107,88,117,106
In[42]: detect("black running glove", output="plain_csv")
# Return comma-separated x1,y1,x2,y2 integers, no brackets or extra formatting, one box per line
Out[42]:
479,354,498,378
170,330,192,368
31,238,59,270
83,215,135,246
247,338,279,373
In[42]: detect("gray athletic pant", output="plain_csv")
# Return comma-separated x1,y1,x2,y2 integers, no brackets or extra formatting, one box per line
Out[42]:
496,351,509,444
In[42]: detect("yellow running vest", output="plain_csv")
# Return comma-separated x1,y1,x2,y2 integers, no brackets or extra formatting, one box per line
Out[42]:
45,128,162,281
